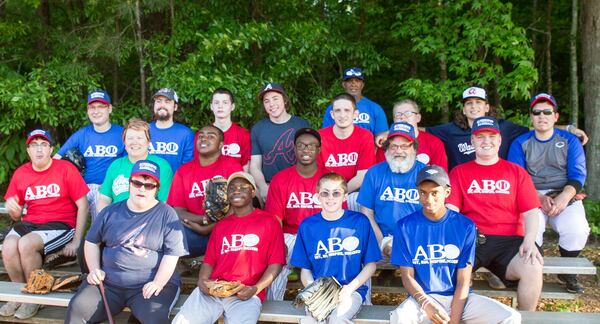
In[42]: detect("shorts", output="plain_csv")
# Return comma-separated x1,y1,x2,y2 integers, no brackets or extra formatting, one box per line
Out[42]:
474,235,533,286
6,221,74,255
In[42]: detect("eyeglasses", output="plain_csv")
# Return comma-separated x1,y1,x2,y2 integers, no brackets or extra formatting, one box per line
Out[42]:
394,111,419,118
295,143,319,151
227,185,254,193
28,142,50,149
88,104,109,110
388,143,413,151
318,190,344,198
531,109,554,116
130,179,158,190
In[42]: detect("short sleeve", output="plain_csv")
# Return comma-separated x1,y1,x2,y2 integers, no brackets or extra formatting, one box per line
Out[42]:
361,217,382,264
457,221,476,268
372,104,389,135
290,224,312,270
390,222,412,267
161,206,188,256
250,124,262,156
166,169,186,208
322,105,334,128
446,168,463,209
357,168,376,209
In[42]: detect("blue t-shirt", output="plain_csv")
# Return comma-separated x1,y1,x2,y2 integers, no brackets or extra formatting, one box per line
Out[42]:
57,124,125,184
290,210,381,301
149,122,195,172
357,161,425,236
391,209,476,295
322,96,388,136
426,119,528,170
86,200,188,289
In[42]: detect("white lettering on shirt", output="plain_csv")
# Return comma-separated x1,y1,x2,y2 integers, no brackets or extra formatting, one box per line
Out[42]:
148,142,179,155
220,234,260,254
467,179,510,194
189,180,210,198
84,145,119,157
457,142,475,155
24,184,61,200
286,192,320,209
412,244,460,265
325,153,359,167
314,236,361,259
379,187,419,203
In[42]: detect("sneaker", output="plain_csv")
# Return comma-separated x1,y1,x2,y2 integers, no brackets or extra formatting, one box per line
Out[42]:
0,302,21,317
43,252,77,269
14,303,40,319
557,274,585,293
483,272,506,290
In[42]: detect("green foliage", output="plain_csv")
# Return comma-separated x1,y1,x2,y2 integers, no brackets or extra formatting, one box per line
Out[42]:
584,199,600,236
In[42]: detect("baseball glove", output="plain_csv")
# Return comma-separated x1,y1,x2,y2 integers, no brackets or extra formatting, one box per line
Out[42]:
62,148,86,176
204,280,245,298
203,176,230,222
21,269,82,294
293,276,341,322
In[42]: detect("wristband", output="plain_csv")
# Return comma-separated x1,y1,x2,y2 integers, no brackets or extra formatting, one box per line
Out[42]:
421,298,431,310
567,124,575,133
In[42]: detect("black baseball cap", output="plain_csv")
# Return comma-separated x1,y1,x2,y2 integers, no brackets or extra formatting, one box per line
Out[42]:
294,128,321,145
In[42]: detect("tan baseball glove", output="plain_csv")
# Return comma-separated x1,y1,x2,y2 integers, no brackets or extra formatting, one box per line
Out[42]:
293,276,341,322
204,280,245,298
21,269,82,294
203,176,230,223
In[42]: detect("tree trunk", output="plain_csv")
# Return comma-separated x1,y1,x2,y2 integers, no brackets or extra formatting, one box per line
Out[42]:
133,0,146,106
169,0,175,36
570,0,579,127
581,0,600,200
113,18,121,104
439,55,449,123
545,0,553,92
36,0,50,55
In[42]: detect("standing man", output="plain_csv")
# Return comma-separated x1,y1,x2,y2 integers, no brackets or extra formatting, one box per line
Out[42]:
322,67,388,147
167,125,242,257
264,128,325,300
1,129,89,319
446,117,544,311
358,122,426,251
508,93,589,293
172,172,285,324
149,88,195,172
389,166,520,324
250,83,310,203
54,89,125,221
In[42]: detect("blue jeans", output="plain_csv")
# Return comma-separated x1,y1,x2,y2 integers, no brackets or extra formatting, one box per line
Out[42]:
183,226,209,257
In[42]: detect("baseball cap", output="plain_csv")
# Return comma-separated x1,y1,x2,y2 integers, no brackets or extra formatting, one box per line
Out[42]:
530,93,557,109
87,90,111,105
387,122,416,142
462,87,487,102
343,67,364,81
417,165,450,187
471,117,500,135
258,83,286,101
153,88,179,103
294,128,321,145
26,129,54,145
131,160,161,184
227,171,257,191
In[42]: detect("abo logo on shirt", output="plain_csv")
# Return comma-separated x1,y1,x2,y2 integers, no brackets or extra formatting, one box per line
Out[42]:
222,143,241,157
353,112,370,124
188,179,211,198
221,234,260,254
25,184,60,200
286,192,320,209
467,179,510,194
412,244,460,265
148,142,179,155
84,145,119,157
314,236,360,259
379,187,419,204
325,152,358,167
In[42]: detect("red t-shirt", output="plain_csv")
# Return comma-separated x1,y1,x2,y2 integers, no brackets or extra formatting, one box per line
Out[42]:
318,126,375,181
4,159,89,228
375,131,448,172
264,166,325,234
193,123,251,168
167,155,242,216
204,208,286,302
446,159,540,236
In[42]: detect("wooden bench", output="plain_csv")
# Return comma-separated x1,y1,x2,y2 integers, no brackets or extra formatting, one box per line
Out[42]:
1,282,600,323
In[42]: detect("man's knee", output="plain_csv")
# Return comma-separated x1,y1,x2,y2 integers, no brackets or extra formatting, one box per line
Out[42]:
507,257,542,282
2,236,20,259
17,234,43,256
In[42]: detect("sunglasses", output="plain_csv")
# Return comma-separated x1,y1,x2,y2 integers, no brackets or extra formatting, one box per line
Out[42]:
531,109,554,116
130,179,158,190
318,190,344,198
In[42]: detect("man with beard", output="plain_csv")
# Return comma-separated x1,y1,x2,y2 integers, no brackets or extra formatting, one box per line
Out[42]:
149,88,195,172
264,128,325,301
358,122,426,255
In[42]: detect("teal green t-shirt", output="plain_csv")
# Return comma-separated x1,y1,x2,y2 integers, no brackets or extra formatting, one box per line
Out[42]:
99,155,173,202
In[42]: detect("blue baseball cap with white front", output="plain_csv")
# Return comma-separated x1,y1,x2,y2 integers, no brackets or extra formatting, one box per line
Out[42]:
387,122,416,142
26,129,54,145
131,160,161,184
87,90,111,105
530,93,557,109
343,67,364,81
471,117,500,135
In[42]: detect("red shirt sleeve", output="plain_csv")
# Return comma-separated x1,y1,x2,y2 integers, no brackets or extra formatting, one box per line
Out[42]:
240,127,251,167
65,163,89,202
265,217,286,266
447,167,463,208
264,174,285,223
166,169,186,208
203,224,219,266
515,164,541,213
357,131,376,171
4,168,23,204
428,134,448,172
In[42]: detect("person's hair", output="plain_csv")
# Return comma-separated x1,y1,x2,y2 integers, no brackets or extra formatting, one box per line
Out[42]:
212,87,235,104
262,90,290,109
383,137,419,151
393,99,420,113
122,118,150,142
317,172,348,194
200,124,225,143
453,104,498,130
331,93,357,109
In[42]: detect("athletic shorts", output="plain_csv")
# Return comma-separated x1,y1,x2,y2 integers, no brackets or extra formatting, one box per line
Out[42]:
6,221,74,255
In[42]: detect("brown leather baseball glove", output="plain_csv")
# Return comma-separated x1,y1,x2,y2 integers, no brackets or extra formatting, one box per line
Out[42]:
203,176,230,222
21,269,82,294
204,280,245,298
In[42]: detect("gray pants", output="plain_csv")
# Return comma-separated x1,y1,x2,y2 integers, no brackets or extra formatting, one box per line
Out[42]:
300,291,362,324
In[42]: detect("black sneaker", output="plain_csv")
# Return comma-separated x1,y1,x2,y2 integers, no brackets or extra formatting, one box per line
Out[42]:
557,274,585,293
42,252,77,270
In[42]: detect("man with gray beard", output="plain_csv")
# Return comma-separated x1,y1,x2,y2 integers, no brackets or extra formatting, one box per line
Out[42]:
358,122,426,256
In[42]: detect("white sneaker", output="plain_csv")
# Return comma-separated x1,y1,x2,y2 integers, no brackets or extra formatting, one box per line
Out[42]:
14,303,40,319
0,302,21,317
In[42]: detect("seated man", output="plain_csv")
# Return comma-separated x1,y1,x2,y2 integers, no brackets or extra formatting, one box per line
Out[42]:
1,129,89,319
172,172,285,324
447,117,544,311
508,93,589,293
390,166,519,324
167,125,242,257
65,160,187,324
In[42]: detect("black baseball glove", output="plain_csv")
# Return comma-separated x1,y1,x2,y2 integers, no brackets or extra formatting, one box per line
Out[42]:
203,176,230,222
62,148,86,175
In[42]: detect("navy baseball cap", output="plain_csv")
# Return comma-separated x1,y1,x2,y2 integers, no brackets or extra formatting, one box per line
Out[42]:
417,165,450,187
343,67,364,81
530,93,557,109
153,88,179,103
87,90,111,105
462,86,487,102
26,129,54,145
258,83,286,101
294,128,321,145
131,160,161,184
471,117,500,135
387,122,416,142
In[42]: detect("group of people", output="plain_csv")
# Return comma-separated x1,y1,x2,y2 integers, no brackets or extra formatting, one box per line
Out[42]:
0,66,590,323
